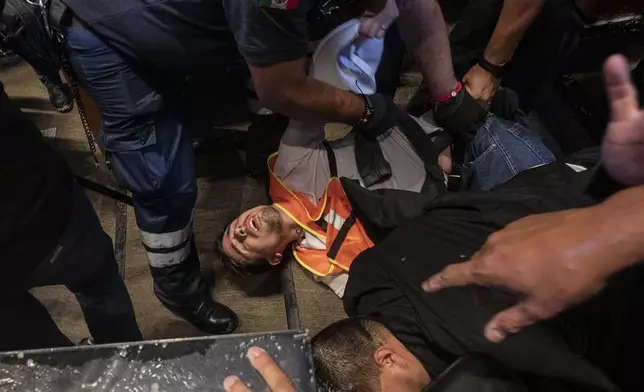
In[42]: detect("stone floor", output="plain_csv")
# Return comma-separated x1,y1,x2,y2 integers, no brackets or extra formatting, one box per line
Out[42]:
1,60,351,343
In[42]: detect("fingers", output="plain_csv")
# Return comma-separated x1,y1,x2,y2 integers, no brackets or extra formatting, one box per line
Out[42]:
247,347,296,392
603,54,639,122
358,18,388,39
224,376,251,392
422,261,478,292
484,301,546,343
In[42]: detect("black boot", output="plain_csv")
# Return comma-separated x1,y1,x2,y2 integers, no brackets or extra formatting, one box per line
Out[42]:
149,238,240,335
177,299,239,335
44,81,73,113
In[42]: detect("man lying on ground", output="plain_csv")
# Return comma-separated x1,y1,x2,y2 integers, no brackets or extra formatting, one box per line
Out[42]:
311,154,643,392
216,19,556,297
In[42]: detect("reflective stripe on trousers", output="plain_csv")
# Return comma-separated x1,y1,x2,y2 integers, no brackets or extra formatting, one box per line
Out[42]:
141,213,194,268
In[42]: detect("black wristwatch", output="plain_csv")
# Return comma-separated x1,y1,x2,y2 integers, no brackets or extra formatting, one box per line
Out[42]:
354,94,375,128
478,56,507,79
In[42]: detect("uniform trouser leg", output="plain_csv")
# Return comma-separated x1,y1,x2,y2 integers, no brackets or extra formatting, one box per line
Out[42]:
63,26,211,315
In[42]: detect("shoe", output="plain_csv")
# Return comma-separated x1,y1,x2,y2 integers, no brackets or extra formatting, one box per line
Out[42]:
181,300,239,335
45,81,73,113
78,337,94,346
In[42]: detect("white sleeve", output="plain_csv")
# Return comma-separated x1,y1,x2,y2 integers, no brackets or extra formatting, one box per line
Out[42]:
274,121,330,200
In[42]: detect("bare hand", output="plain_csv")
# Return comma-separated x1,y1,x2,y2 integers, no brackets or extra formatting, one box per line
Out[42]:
359,0,399,39
463,64,501,109
602,54,644,185
224,347,296,392
422,207,618,343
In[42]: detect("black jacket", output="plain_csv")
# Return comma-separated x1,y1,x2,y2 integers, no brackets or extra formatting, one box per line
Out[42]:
343,162,627,391
0,82,73,290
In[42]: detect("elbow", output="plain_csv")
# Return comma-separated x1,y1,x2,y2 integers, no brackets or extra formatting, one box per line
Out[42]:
255,87,284,112
255,78,306,115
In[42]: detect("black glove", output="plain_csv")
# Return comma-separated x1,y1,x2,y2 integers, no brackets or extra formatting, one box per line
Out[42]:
433,88,487,141
357,93,399,141
430,130,454,153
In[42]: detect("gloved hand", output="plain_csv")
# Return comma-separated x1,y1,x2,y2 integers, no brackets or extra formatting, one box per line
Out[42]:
433,88,487,141
357,93,399,141
354,93,397,187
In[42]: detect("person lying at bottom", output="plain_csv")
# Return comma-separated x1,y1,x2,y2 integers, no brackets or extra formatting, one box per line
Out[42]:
216,20,556,298
311,156,643,392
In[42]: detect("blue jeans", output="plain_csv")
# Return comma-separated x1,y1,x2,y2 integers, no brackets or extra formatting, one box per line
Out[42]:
465,114,556,190
64,26,210,315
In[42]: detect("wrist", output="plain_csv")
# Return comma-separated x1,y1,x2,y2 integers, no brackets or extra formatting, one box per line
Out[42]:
433,81,463,103
353,94,374,128
591,192,644,275
478,55,507,79
481,48,511,67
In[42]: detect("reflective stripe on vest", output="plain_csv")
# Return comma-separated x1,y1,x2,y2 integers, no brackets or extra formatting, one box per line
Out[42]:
268,153,374,276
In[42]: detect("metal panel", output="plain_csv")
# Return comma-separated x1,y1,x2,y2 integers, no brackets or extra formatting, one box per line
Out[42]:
0,330,315,392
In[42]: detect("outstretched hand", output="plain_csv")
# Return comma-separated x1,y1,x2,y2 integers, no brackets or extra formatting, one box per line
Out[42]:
224,347,296,392
602,54,644,185
421,208,611,343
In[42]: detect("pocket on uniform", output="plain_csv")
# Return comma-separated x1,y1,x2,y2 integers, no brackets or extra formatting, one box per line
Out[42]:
104,123,162,195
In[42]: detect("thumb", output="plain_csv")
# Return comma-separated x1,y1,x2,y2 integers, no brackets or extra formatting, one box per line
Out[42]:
484,300,546,343
603,54,639,123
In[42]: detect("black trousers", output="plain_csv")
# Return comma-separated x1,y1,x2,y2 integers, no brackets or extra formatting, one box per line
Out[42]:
0,184,142,351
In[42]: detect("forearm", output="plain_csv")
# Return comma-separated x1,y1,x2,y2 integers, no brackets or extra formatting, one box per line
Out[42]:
591,185,644,275
396,0,457,98
263,76,365,125
483,0,543,64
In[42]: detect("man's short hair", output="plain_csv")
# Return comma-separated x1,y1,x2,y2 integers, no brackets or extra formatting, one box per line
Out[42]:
312,317,390,392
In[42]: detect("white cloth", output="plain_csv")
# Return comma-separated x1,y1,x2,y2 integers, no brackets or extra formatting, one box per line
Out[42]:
310,19,384,93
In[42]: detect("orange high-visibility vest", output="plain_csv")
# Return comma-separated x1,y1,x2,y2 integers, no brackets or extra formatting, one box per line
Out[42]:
268,153,375,276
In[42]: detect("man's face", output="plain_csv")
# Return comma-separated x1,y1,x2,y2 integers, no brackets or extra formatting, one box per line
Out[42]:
221,205,289,265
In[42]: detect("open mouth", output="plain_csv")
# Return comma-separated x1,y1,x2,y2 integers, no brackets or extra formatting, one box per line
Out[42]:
244,213,260,234
249,216,259,232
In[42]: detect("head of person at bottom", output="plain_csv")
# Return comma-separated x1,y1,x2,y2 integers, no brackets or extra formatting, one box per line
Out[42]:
216,205,302,274
312,317,431,392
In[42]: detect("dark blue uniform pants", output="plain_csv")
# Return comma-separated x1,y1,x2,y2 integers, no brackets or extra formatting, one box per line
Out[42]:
64,26,211,315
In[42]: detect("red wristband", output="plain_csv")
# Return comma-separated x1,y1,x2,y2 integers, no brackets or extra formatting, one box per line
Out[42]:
433,82,463,103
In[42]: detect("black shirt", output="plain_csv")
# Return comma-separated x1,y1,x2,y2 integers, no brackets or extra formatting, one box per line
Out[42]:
223,0,315,67
343,163,619,392
0,83,73,289
60,0,317,71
